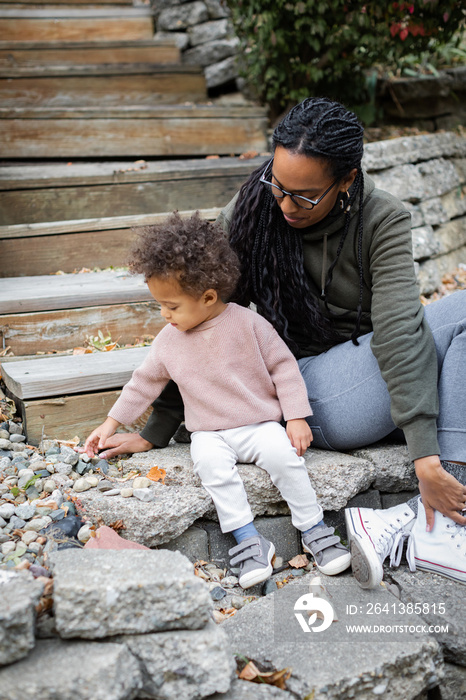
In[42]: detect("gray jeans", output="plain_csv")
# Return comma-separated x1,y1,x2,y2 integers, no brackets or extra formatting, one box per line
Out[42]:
298,290,466,463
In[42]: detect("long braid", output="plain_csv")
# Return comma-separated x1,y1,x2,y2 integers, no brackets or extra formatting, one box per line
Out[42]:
230,97,367,352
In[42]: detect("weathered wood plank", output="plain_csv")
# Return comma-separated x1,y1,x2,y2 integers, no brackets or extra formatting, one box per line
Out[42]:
0,44,180,68
1,345,150,398
1,63,197,77
0,301,163,355
0,7,154,18
0,158,261,226
0,270,152,313
0,207,222,239
0,18,154,42
0,156,264,190
0,70,206,106
0,104,267,118
0,115,268,158
0,228,133,275
19,390,130,446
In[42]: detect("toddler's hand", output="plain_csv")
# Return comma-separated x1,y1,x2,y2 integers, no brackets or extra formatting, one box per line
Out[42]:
286,418,313,457
79,417,121,458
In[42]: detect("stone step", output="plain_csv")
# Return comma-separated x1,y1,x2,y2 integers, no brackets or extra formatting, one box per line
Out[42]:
0,63,207,107
0,38,180,68
0,5,155,44
220,571,443,700
0,103,269,158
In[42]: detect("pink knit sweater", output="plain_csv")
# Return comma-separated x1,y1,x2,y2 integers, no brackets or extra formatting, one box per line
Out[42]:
109,303,312,432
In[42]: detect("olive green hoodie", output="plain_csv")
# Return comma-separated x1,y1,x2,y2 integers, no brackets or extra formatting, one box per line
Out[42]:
217,173,439,462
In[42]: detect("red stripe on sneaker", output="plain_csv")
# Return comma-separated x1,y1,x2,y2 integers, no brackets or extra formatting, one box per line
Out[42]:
415,556,466,574
356,509,376,548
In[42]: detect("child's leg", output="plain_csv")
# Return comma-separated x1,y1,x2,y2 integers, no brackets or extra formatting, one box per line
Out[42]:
190,430,253,533
225,421,350,575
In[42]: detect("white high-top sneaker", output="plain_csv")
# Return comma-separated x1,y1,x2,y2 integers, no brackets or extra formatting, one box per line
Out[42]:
345,503,416,589
407,499,466,584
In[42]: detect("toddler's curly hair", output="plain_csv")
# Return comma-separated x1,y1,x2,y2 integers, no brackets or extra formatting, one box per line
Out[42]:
129,211,240,299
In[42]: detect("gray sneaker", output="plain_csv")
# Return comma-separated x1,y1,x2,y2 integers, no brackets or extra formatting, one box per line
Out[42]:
302,524,351,575
229,535,275,589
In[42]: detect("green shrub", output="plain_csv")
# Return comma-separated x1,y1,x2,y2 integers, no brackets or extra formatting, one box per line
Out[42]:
227,0,465,123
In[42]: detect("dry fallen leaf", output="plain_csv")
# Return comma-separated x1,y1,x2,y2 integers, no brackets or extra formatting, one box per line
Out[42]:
205,154,220,159
238,660,292,689
239,150,259,159
56,436,80,448
114,469,140,482
73,347,93,355
146,466,166,484
288,554,309,569
109,520,125,532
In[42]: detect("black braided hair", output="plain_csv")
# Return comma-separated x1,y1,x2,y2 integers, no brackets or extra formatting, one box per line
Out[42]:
229,97,365,352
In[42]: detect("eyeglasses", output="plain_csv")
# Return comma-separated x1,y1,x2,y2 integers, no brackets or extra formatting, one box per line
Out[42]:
259,158,337,210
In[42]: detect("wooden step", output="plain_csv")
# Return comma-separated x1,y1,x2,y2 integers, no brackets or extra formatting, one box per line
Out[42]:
0,209,219,353
0,39,180,68
0,6,154,43
0,64,206,106
1,346,152,443
0,156,263,227
0,269,162,355
0,104,269,158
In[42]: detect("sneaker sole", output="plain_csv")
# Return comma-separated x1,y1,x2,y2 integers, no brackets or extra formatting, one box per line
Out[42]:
345,509,383,589
239,544,275,589
302,543,351,575
414,557,466,585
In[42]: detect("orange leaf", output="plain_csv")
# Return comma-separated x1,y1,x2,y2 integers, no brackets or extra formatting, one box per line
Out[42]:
146,466,166,484
238,660,291,689
288,554,309,568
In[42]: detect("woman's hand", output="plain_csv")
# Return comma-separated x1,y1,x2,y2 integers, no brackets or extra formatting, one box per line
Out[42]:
286,418,313,457
96,432,154,460
79,417,121,458
415,455,466,530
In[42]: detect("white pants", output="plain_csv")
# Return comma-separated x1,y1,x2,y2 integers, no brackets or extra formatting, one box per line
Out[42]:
190,421,323,533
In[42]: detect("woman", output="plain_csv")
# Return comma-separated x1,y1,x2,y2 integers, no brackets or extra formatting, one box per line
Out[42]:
100,97,466,587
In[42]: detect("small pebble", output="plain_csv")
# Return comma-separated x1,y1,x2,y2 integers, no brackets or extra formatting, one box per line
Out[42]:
0,503,15,519
221,575,239,588
0,439,11,450
50,510,65,521
21,531,38,546
80,453,91,463
97,480,113,492
9,434,26,444
24,516,52,532
0,429,10,440
43,480,56,494
262,579,277,596
273,556,284,570
103,489,121,497
8,422,23,435
231,595,246,610
76,460,91,475
210,586,227,601
77,524,93,543
14,503,36,520
73,478,92,493
121,488,133,498
133,488,155,502
9,516,27,530
85,476,99,488
133,476,151,490
95,459,109,474
291,568,306,577
55,462,73,476
1,541,16,555
28,542,43,555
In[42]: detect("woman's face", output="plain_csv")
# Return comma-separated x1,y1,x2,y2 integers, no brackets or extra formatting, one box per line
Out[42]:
271,145,357,229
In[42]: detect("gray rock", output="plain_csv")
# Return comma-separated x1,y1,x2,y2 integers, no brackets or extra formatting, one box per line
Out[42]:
0,439,11,450
8,422,22,435
418,245,466,296
14,503,36,521
133,487,155,502
183,37,239,67
387,566,466,665
440,663,466,700
205,54,238,88
222,573,443,699
50,549,212,638
419,197,450,226
17,469,35,489
0,569,44,666
433,216,466,257
0,504,15,520
372,158,460,203
350,444,417,492
59,446,79,466
9,515,26,530
363,132,466,172
0,638,143,699
8,434,25,444
73,477,92,492
411,225,440,261
103,489,121,497
121,620,235,699
0,430,10,440
54,461,73,476
158,2,209,31
153,30,190,51
163,525,209,562
204,0,229,19
188,18,230,46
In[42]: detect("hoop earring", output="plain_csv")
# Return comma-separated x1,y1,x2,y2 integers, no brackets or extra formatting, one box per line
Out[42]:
339,190,351,213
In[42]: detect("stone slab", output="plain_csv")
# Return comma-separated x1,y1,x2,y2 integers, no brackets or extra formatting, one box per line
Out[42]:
222,572,443,700
363,132,466,172
0,638,143,700
49,549,212,639
78,444,375,548
208,679,295,699
371,158,460,203
350,444,417,492
121,620,235,700
381,490,419,509
0,569,44,666
163,524,210,562
440,662,466,700
387,565,466,666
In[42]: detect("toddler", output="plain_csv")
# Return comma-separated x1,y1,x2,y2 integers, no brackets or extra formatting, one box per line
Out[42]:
82,212,350,588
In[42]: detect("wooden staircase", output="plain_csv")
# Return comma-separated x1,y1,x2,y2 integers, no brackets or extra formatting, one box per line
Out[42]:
0,0,268,443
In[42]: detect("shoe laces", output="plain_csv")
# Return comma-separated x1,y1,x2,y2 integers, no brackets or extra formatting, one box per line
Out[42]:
375,517,411,567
